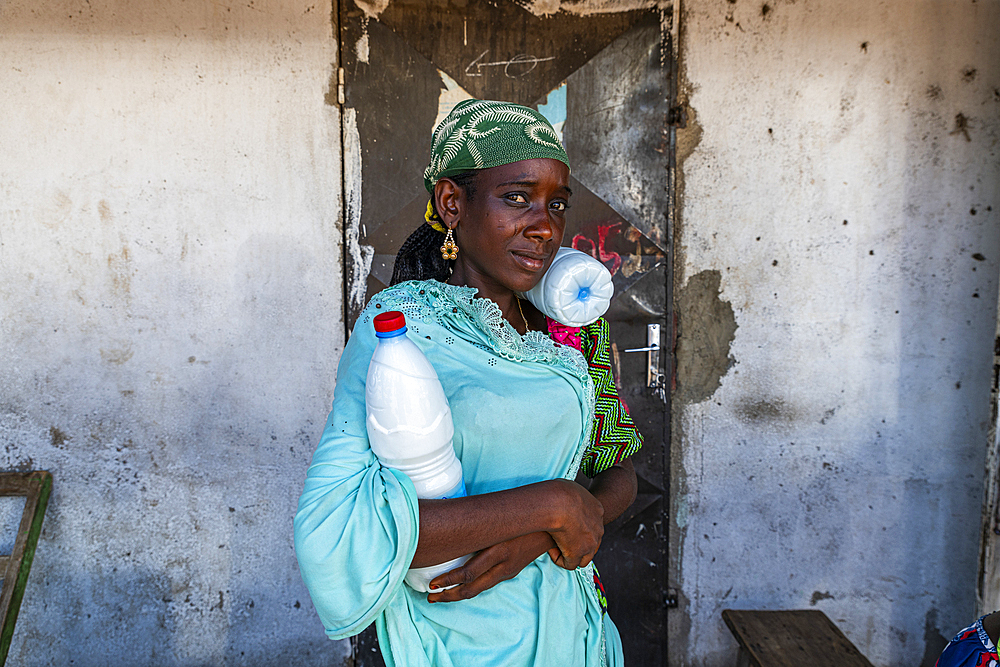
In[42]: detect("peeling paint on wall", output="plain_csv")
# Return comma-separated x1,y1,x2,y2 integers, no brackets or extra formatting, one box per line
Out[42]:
433,69,472,134
518,0,659,18
344,107,374,321
674,269,737,405
356,30,370,64
354,0,390,20
536,81,567,142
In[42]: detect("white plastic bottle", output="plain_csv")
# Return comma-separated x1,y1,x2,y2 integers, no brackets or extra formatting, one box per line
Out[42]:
365,310,472,592
520,247,615,327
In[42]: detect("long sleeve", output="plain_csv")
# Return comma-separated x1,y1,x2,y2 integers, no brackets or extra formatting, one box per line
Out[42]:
293,326,420,640
578,318,644,478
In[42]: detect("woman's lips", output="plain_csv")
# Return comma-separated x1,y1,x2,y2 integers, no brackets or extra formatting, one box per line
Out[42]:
511,250,548,272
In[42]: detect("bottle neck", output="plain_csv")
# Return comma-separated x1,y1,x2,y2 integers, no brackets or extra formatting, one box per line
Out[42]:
375,327,407,339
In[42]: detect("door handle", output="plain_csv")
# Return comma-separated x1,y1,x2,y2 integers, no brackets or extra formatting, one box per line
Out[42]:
624,323,665,399
623,344,660,353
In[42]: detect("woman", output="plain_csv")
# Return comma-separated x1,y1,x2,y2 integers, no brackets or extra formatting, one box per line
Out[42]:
294,100,644,666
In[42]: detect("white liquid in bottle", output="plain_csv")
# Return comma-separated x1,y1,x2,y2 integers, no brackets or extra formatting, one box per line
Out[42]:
365,311,472,592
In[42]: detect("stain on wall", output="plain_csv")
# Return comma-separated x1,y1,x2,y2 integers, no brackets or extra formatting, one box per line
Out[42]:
734,397,796,424
674,269,737,405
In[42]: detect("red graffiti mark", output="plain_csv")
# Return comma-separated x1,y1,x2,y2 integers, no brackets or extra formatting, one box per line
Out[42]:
571,222,622,275
572,234,596,257
597,223,623,275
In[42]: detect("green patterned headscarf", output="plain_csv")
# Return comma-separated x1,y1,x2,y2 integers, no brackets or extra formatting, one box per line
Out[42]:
423,99,571,196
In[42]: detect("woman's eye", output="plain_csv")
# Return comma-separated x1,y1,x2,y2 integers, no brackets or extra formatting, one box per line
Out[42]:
550,201,568,212
504,193,528,204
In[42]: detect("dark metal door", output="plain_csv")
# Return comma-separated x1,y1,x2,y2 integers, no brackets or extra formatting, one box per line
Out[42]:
336,2,677,663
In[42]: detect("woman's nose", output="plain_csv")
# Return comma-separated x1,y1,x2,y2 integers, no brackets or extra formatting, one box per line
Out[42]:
524,208,554,241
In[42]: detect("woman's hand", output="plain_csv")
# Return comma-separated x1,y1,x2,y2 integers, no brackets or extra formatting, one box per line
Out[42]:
426,532,555,603
422,476,612,602
545,479,605,570
411,474,616,572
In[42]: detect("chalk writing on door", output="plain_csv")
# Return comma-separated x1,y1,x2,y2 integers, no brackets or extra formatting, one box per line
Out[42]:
465,50,556,79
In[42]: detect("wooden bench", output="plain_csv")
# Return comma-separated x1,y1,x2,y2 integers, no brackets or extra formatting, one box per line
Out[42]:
722,609,874,667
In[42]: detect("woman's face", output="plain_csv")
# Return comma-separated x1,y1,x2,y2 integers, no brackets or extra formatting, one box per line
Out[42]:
443,158,571,297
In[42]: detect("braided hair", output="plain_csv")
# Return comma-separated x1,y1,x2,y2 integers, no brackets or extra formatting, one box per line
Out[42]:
390,170,479,285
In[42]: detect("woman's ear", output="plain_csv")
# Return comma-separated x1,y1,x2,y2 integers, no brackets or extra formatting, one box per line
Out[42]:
434,179,462,231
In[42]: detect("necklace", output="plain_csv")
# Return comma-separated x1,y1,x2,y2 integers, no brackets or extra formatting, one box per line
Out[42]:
516,297,530,333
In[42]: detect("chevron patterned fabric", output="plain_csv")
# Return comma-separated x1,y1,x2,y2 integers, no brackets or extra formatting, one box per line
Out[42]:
578,318,644,477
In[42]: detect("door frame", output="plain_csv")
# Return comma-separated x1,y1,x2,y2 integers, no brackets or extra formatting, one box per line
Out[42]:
977,287,1000,615
332,1,684,663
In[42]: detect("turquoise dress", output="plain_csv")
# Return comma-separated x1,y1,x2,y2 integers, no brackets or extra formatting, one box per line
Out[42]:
294,280,624,666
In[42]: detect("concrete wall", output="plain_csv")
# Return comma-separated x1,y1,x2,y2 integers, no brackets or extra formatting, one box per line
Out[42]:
0,1,348,664
673,1,1000,665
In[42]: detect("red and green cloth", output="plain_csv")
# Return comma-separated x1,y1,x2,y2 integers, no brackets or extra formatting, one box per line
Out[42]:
547,317,644,478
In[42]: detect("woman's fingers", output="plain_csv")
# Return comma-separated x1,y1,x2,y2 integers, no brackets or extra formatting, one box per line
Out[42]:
550,529,602,569
550,539,599,570
427,562,513,603
428,548,498,591
427,533,554,603
428,547,512,602
542,479,605,570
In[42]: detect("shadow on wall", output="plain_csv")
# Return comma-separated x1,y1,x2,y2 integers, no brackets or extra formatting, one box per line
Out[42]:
6,502,346,666
10,564,344,666
890,13,1000,664
0,409,345,666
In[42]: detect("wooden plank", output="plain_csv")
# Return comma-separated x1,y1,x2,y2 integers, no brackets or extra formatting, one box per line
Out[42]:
722,609,874,667
0,471,52,667
0,477,37,497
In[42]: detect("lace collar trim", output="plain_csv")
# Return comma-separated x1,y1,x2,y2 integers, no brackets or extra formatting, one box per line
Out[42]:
380,280,576,365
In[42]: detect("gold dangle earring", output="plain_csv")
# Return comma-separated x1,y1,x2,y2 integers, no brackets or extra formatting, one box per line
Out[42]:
440,227,459,260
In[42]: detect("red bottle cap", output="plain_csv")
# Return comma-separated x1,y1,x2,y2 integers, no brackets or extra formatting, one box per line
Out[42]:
373,311,407,333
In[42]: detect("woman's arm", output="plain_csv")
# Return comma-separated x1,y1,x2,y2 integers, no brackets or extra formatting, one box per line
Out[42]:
425,458,637,602
587,457,638,526
410,477,605,569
